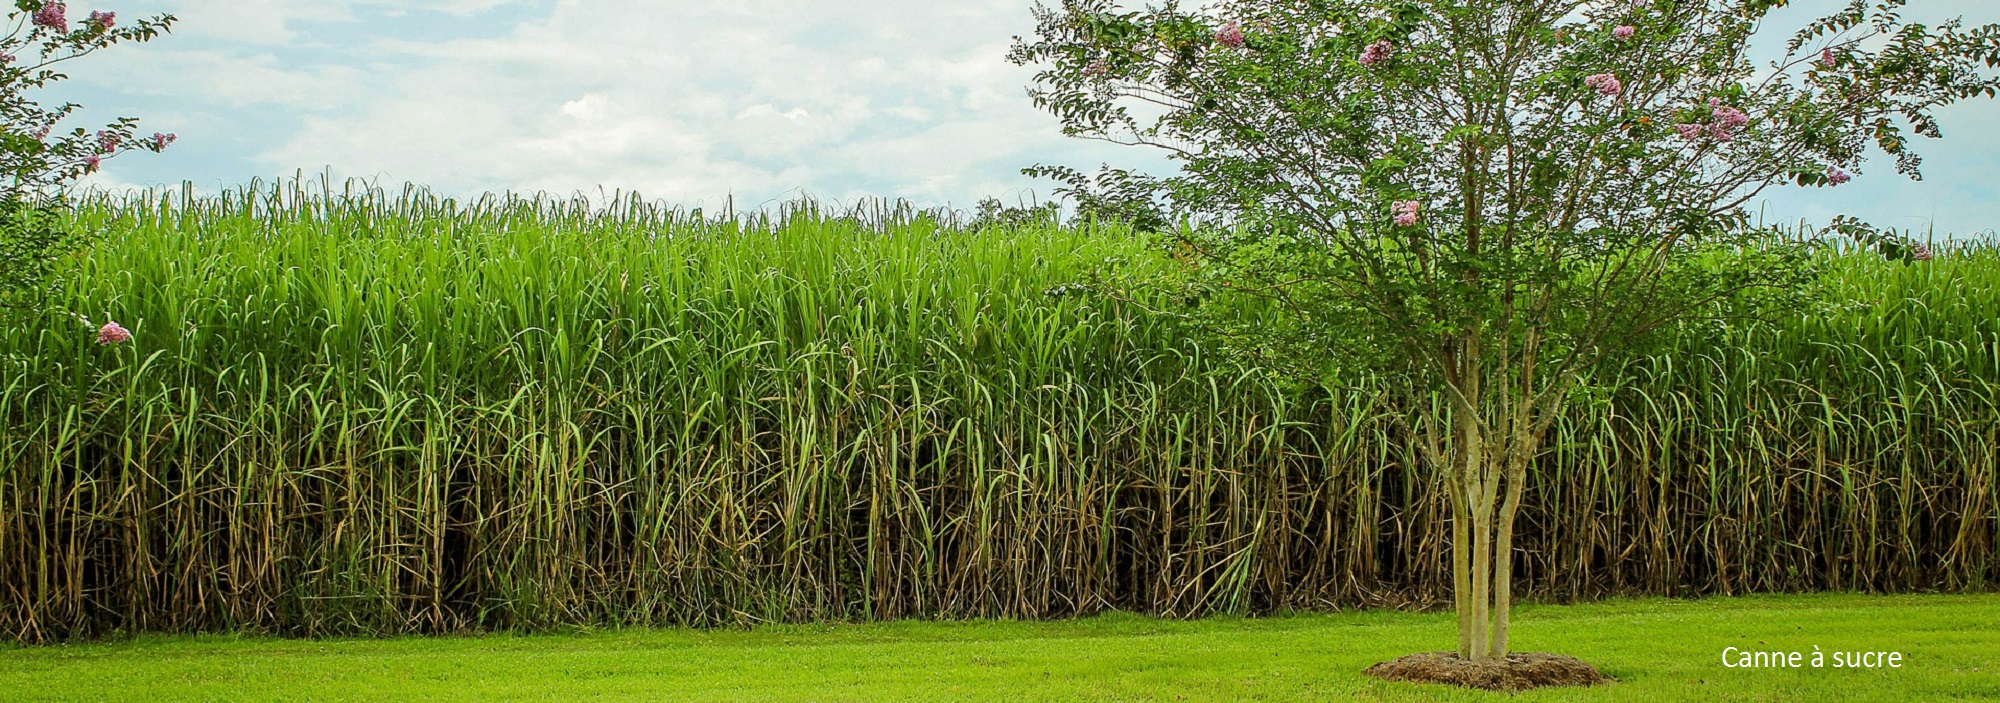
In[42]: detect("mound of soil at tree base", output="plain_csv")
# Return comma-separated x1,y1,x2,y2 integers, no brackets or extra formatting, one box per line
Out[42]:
1363,651,1611,692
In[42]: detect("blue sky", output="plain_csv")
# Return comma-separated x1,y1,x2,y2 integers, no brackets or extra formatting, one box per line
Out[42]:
38,0,2000,237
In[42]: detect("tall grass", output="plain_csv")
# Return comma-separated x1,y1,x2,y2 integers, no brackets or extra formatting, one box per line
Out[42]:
0,178,1993,642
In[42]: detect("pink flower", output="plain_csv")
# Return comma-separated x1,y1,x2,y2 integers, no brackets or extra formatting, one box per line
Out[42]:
97,321,130,344
32,2,67,33
1359,40,1393,67
31,125,50,140
0,54,14,65
151,132,176,150
95,129,119,153
1820,48,1837,68
1911,242,1934,261
82,155,100,173
1392,200,1420,226
1825,166,1851,185
1675,103,1750,142
1584,72,1622,96
1216,22,1244,49
1613,25,1636,40
1713,105,1749,130
88,9,112,30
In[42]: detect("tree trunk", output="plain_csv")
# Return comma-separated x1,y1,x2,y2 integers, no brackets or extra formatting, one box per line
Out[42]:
1455,396,1493,660
1451,475,1473,659
1432,324,1556,662
1429,413,1476,660
1440,404,1542,661
1489,464,1527,658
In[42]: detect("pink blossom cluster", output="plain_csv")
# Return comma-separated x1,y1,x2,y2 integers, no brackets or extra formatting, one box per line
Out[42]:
1084,58,1109,77
82,155,100,173
1392,200,1421,226
1711,99,1747,125
1677,100,1750,142
33,2,67,33
95,129,119,153
151,132,176,150
1584,72,1622,96
88,10,113,30
1711,103,1748,139
1359,40,1393,67
1613,25,1636,40
97,321,129,344
1216,22,1244,49
0,54,14,65
1825,166,1851,185
1911,243,1934,262
1820,48,1837,68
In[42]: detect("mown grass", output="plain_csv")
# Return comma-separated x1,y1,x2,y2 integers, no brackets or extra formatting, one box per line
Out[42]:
0,177,1994,641
2,593,1994,702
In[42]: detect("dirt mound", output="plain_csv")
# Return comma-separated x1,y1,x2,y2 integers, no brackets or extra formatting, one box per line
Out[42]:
1363,651,1611,692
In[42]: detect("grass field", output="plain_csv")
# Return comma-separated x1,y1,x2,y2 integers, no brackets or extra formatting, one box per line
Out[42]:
2,593,1994,702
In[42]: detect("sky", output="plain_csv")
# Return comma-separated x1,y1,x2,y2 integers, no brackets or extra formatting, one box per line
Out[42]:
35,0,2000,237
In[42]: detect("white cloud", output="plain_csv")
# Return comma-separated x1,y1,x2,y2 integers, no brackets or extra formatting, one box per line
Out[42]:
164,0,525,44
558,93,606,121
103,49,369,110
164,0,345,45
214,0,1095,208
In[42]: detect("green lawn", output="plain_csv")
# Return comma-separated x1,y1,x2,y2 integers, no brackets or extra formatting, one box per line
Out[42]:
3,593,1995,702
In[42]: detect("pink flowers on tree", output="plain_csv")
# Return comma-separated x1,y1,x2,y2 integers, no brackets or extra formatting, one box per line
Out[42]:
1821,48,1838,68
1613,26,1636,40
1583,72,1622,96
1825,166,1851,185
32,2,65,33
1216,22,1244,49
2,5,181,194
1676,99,1750,142
29,4,113,35
1359,40,1393,67
1911,243,1935,261
97,321,130,345
1710,103,1748,140
1392,200,1421,227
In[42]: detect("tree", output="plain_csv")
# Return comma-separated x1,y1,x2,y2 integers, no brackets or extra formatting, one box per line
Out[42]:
1010,0,2000,663
0,1,176,318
